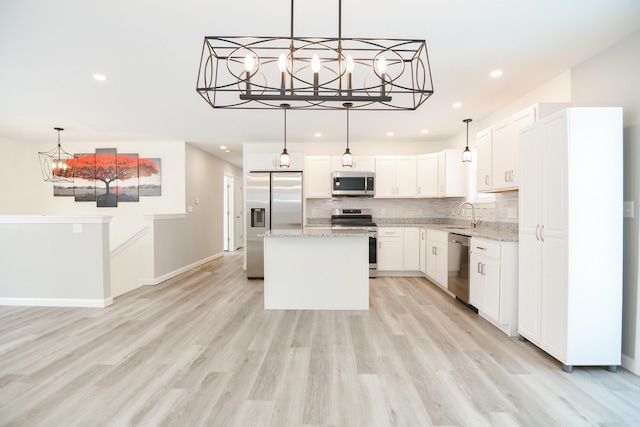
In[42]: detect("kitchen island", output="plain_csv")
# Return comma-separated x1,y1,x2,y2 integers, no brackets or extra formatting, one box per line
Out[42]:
263,228,370,310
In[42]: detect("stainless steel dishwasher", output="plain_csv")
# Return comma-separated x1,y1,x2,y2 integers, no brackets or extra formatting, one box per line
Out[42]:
448,233,470,304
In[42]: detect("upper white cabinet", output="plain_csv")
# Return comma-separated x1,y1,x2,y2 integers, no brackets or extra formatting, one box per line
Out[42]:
437,149,466,197
476,103,570,193
331,155,375,172
518,107,623,372
246,152,304,171
375,156,416,198
476,128,493,192
416,154,439,197
469,238,519,336
305,156,332,198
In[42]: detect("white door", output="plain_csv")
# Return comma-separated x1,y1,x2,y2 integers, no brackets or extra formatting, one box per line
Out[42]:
234,175,243,250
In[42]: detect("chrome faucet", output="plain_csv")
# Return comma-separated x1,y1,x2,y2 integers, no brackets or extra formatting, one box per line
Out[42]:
458,201,478,228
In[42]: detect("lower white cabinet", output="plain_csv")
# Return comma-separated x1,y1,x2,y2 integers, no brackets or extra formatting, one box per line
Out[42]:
425,229,448,288
469,238,519,336
377,227,421,273
377,228,404,271
419,228,428,275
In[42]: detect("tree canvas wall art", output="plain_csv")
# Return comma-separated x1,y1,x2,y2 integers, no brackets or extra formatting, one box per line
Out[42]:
52,148,161,207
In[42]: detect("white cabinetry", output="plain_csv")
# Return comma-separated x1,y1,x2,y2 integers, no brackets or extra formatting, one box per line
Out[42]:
518,107,623,372
476,128,493,192
416,154,438,197
476,103,569,193
425,229,448,289
403,228,420,271
305,156,332,198
331,155,375,172
377,227,421,273
246,153,304,171
377,228,404,271
437,149,466,197
469,238,519,336
419,228,428,275
375,156,416,198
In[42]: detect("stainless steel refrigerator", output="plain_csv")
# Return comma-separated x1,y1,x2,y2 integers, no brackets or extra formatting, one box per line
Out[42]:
246,171,303,278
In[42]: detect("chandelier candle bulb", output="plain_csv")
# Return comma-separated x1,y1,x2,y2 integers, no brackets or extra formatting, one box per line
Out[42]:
278,53,287,94
346,55,354,95
377,56,387,96
244,53,254,95
311,54,320,96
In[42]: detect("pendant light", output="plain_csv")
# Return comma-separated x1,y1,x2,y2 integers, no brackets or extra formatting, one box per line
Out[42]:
38,127,76,182
342,102,353,167
462,118,472,163
279,103,291,168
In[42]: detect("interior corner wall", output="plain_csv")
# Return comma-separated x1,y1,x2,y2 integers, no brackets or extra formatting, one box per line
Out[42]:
181,144,242,264
1,137,47,214
570,29,640,373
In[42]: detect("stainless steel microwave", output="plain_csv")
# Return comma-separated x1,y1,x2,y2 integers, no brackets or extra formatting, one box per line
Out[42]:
331,172,375,196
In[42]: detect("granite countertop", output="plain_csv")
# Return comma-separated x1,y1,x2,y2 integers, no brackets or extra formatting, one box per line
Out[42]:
421,224,519,242
262,228,375,238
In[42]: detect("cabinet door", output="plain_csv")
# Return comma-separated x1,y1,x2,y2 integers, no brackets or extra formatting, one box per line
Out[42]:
470,253,484,308
419,229,428,274
439,149,465,197
353,156,375,172
425,239,439,282
493,107,536,190
417,154,438,197
476,128,492,192
435,242,448,286
246,153,276,171
482,258,501,321
378,236,403,271
375,157,396,197
395,156,417,197
403,228,420,271
305,156,332,198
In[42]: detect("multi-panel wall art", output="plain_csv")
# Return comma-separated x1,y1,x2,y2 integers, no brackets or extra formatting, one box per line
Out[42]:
53,148,161,208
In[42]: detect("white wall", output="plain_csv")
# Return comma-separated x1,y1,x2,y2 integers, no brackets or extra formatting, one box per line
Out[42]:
571,29,640,374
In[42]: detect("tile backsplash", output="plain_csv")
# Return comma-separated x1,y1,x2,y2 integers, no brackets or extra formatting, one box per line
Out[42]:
306,192,519,227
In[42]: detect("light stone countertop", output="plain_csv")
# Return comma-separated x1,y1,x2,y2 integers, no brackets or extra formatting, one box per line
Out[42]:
262,228,375,238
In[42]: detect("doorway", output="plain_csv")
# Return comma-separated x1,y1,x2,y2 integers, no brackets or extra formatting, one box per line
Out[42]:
223,173,243,252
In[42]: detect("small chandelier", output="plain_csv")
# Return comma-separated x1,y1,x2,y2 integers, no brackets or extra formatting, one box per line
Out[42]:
279,104,291,168
342,102,353,167
462,118,472,163
196,0,434,111
38,127,76,182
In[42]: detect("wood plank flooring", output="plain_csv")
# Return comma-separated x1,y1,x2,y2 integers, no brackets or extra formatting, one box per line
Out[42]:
1,251,639,426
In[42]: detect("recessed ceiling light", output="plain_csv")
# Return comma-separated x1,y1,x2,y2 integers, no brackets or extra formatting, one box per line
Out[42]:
490,70,503,77
421,129,429,134
314,132,322,137
225,149,231,153
93,74,108,81
387,132,394,137
220,145,226,150
453,102,462,108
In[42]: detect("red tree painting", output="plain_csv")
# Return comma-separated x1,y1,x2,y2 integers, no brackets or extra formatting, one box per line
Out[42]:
69,155,159,196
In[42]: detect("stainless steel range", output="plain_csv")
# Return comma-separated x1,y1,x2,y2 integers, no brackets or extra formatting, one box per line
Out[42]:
330,208,377,278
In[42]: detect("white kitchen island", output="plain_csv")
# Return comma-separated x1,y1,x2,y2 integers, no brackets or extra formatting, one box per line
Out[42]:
263,228,370,310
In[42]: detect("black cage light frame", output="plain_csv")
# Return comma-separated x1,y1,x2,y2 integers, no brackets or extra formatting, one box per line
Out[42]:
196,0,434,111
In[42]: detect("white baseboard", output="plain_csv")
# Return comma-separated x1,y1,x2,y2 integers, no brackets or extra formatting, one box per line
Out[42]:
139,252,224,286
622,354,639,376
0,297,113,308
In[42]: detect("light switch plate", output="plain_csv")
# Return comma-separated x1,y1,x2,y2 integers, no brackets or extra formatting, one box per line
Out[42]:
624,201,634,218
72,224,82,233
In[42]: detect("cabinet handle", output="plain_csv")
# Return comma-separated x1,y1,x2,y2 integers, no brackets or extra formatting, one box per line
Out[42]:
535,224,540,241
417,187,421,195
510,170,514,182
504,171,508,182
540,225,545,242
485,175,490,185
477,262,482,274
476,246,487,250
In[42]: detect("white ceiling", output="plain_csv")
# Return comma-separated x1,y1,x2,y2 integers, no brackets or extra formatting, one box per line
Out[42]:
1,0,639,168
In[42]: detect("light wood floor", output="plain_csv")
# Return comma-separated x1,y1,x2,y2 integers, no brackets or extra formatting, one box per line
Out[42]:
1,251,639,426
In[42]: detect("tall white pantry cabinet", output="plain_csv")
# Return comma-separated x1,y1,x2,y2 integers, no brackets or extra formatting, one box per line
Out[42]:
518,107,623,372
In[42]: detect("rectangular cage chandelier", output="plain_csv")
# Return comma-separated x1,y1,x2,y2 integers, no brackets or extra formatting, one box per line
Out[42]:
196,0,434,111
